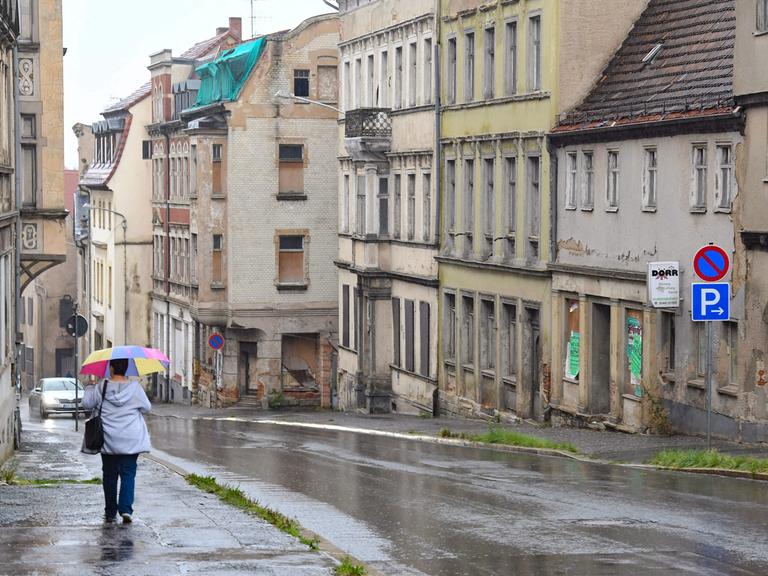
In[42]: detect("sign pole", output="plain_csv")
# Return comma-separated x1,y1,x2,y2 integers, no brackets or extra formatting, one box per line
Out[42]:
74,301,79,432
706,320,713,450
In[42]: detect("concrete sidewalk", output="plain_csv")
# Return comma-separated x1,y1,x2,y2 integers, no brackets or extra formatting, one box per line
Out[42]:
0,425,337,575
150,403,768,464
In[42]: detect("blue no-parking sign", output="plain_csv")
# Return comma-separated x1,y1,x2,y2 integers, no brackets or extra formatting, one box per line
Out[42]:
692,282,730,322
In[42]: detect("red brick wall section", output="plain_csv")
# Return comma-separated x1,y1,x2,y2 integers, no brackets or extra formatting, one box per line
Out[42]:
319,337,333,409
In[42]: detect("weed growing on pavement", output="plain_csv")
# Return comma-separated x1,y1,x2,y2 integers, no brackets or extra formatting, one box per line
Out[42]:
0,462,17,484
0,465,101,486
334,555,366,576
186,474,319,549
438,427,578,453
650,450,768,475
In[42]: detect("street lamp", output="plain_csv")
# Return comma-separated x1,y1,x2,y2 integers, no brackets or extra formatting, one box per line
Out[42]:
83,203,128,345
274,90,343,114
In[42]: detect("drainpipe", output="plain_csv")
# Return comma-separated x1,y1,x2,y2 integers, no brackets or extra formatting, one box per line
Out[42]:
547,138,558,268
164,131,171,402
12,43,22,398
433,0,441,248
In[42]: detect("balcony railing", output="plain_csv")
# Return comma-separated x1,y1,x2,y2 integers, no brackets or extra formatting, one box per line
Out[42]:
345,108,392,139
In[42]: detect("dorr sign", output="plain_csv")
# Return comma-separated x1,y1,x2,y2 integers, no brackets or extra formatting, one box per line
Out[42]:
648,261,680,308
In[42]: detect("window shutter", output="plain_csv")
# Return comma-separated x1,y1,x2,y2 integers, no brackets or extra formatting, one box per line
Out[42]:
405,300,414,372
420,302,430,377
392,298,401,366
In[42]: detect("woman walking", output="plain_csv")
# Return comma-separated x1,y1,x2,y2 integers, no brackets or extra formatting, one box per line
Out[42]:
82,358,152,524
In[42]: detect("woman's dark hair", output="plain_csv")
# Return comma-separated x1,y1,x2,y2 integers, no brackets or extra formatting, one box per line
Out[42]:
110,358,129,376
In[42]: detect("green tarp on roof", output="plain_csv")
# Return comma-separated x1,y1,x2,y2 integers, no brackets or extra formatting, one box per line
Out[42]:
194,37,266,107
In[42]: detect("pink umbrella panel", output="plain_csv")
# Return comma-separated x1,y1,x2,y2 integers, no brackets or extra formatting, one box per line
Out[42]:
80,345,170,379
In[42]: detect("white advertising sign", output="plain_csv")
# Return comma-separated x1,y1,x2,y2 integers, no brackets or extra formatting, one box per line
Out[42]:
648,262,680,308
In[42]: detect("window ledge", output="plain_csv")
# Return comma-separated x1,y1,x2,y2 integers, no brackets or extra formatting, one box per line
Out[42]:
210,282,226,290
339,344,357,355
444,359,456,369
276,282,308,291
211,194,226,200
661,372,676,384
642,206,657,213
563,377,579,385
754,29,768,37
480,369,496,378
689,207,707,214
605,206,619,213
581,205,594,212
461,364,474,372
501,376,517,386
714,207,732,214
687,378,706,390
622,393,641,403
717,385,739,397
565,205,577,211
277,193,308,201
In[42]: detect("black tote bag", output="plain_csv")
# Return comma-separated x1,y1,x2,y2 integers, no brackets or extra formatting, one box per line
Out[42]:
81,380,107,455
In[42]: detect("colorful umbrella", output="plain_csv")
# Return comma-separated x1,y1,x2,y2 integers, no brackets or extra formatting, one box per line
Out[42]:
80,346,170,378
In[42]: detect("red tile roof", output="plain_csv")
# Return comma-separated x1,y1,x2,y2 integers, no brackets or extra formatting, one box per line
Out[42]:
179,29,236,60
103,81,152,114
558,0,735,130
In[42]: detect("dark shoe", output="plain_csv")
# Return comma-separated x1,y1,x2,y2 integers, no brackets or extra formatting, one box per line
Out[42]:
104,514,117,523
120,513,132,524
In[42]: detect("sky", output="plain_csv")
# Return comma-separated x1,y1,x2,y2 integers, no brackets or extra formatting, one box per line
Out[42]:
62,0,333,168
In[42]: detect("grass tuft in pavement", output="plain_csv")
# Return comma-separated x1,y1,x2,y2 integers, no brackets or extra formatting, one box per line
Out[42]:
334,555,366,576
0,464,102,486
438,427,579,453
186,474,319,550
650,449,768,475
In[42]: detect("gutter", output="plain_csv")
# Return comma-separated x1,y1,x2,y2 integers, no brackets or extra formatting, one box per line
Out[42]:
433,0,441,253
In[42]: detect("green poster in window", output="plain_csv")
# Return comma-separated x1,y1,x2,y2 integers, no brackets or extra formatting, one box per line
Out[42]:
567,331,580,378
626,315,643,395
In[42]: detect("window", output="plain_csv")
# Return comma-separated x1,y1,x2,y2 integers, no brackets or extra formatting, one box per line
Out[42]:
643,147,658,210
279,144,304,195
626,310,643,396
461,294,475,366
565,152,577,210
342,285,350,349
501,303,517,379
759,0,768,32
278,235,305,285
356,174,366,235
392,298,401,366
504,21,517,95
394,47,403,109
606,150,619,210
716,144,734,211
482,158,494,256
464,31,475,102
408,42,417,107
422,173,431,242
393,174,402,239
445,159,456,234
21,145,36,205
528,15,541,91
380,51,389,107
21,114,35,138
582,151,594,209
463,159,475,241
692,144,707,210
353,287,359,351
726,321,738,384
420,302,430,376
424,38,433,104
405,299,415,372
108,265,112,309
447,37,457,104
503,156,517,259
407,173,416,240
527,156,540,259
366,54,374,106
342,174,350,233
212,144,222,162
484,27,495,99
343,61,351,111
191,234,197,284
662,311,676,373
212,144,223,195
480,299,495,371
355,57,362,109
565,299,580,380
212,234,223,284
444,292,456,362
378,176,389,235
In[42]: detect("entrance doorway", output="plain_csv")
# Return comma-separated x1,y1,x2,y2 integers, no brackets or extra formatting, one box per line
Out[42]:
56,348,74,377
523,308,541,419
239,342,258,395
590,303,611,414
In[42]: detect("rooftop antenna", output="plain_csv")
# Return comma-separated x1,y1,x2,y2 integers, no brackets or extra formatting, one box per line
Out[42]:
249,0,270,39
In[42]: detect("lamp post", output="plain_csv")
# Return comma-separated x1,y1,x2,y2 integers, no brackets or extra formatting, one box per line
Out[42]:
274,90,343,114
83,204,128,345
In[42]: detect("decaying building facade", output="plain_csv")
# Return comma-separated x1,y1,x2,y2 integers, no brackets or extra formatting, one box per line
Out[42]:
179,14,340,408
550,0,745,435
336,0,440,414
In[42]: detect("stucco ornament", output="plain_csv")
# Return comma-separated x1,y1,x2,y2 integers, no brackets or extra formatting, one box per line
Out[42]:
18,58,34,96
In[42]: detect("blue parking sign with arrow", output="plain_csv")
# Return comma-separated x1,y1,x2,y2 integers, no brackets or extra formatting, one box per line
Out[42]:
691,282,730,321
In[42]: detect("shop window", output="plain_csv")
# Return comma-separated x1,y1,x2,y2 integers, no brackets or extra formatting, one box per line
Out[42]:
564,299,580,380
626,310,643,396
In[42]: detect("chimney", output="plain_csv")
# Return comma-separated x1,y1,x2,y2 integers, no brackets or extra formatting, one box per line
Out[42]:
228,17,242,39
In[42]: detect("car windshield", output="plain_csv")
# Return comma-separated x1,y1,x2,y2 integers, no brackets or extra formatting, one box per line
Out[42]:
41,380,81,392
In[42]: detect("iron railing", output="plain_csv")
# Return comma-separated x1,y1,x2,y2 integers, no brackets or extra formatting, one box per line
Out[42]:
345,108,392,139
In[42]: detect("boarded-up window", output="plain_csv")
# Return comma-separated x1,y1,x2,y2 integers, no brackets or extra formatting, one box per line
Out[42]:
502,303,517,378
461,294,475,366
59,297,72,328
318,65,338,102
21,145,36,205
279,144,304,195
212,144,222,195
342,285,350,348
444,293,456,362
212,234,223,283
405,300,415,372
480,299,495,370
564,299,580,380
278,235,305,284
420,302,430,376
392,298,401,366
353,287,359,351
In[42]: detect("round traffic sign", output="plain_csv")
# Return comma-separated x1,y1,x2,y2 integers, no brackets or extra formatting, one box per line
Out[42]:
208,333,225,351
66,314,88,338
693,245,729,282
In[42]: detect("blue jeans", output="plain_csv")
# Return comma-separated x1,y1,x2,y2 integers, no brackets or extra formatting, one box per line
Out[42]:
101,454,139,517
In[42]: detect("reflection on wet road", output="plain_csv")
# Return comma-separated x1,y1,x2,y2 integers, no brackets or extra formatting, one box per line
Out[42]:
147,417,768,576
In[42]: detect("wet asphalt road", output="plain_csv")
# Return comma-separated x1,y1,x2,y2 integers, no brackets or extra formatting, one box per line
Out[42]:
142,416,768,576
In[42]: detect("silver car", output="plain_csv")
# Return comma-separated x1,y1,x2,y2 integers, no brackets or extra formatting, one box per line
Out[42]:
28,378,87,419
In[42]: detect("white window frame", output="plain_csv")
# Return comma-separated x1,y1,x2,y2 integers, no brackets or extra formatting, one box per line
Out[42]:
446,36,457,105
759,0,768,32
715,143,734,212
691,143,708,212
423,37,433,105
581,150,594,210
464,29,475,102
527,14,542,92
483,26,495,100
504,19,518,96
606,150,619,211
565,151,577,210
642,146,658,211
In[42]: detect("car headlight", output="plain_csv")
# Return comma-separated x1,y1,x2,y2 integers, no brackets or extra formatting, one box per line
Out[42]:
42,396,57,406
